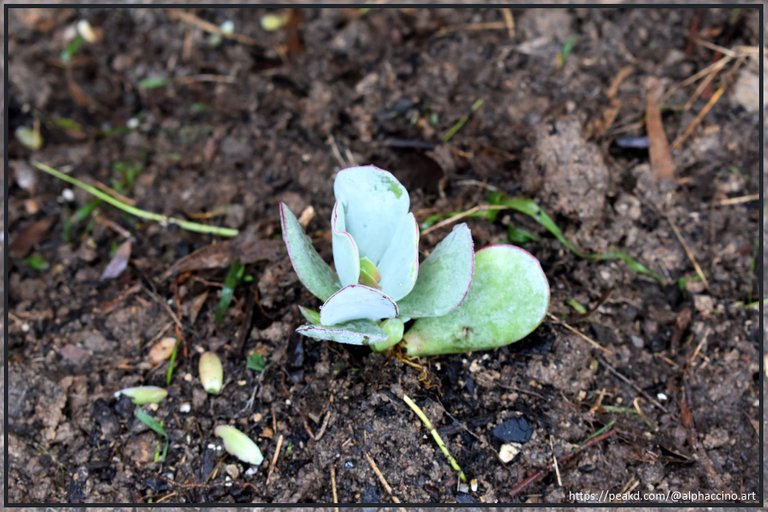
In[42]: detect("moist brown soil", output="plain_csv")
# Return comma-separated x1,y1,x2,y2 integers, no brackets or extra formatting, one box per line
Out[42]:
6,6,761,505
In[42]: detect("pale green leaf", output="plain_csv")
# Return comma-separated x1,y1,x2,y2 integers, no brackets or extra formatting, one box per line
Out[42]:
397,223,474,318
280,203,339,301
404,245,549,356
319,284,397,325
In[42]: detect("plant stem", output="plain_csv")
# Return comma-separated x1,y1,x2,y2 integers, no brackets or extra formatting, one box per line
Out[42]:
33,161,239,237
402,393,467,483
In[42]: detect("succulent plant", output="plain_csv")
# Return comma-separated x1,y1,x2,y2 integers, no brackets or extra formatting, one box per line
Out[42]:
280,165,550,356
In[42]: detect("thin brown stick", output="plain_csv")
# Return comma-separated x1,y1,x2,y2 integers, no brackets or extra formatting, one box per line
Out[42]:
664,213,710,290
175,74,237,85
672,86,726,150
694,37,738,58
687,329,710,367
678,55,734,89
714,193,759,206
265,434,284,486
500,8,515,38
546,313,613,354
436,21,507,37
330,465,339,512
683,56,729,111
364,452,402,504
645,78,675,180
167,9,261,46
509,428,617,498
549,436,562,486
607,66,635,99
314,410,332,441
597,355,668,413
680,379,725,491
142,287,184,333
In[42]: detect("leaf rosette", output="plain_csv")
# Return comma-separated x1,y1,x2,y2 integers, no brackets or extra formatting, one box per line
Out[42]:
280,165,550,355
280,165,474,347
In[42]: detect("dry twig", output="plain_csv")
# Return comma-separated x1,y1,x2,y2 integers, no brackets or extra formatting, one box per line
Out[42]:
645,78,675,180
364,452,402,504
714,193,759,206
546,313,613,355
500,8,515,37
265,434,284,486
664,213,710,290
509,427,617,499
597,355,668,413
330,465,339,512
167,9,261,45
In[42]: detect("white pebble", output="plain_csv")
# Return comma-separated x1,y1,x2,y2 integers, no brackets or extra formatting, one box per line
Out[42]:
499,442,522,463
179,403,191,413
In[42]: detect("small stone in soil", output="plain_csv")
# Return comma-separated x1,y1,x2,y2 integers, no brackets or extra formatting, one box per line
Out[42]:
491,417,533,443
456,493,477,503
362,485,379,503
498,442,523,464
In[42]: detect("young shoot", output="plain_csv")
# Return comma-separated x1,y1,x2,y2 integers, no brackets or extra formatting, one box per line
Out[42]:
280,165,550,356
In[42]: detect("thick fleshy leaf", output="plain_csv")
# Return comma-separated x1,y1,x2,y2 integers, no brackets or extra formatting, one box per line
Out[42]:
279,203,339,301
320,284,398,325
397,223,474,318
334,165,409,265
331,202,360,287
377,213,419,301
297,319,387,345
298,306,321,325
403,245,550,356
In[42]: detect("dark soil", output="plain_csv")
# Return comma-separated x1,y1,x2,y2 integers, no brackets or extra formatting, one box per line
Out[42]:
6,6,761,505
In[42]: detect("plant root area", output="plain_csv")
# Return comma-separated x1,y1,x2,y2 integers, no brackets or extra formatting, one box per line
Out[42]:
6,6,761,505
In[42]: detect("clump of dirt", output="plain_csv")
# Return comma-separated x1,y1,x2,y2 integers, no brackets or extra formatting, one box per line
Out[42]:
6,6,760,505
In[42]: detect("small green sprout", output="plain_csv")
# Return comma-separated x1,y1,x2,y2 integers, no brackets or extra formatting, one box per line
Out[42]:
214,425,264,466
246,352,266,372
199,352,223,394
23,254,50,272
15,124,43,150
139,76,167,90
260,13,290,32
215,260,245,324
135,407,169,463
114,385,168,405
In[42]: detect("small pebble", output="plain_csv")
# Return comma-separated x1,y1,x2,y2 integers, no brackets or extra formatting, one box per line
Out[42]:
491,417,533,443
456,493,477,503
179,403,191,413
224,464,240,479
499,442,522,463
